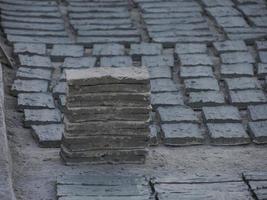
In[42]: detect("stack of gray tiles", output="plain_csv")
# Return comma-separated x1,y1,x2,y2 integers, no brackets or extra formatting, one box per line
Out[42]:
60,66,151,164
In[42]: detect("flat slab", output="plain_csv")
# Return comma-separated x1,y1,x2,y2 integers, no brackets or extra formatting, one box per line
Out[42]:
51,45,84,58
184,78,219,92
92,43,125,56
248,121,267,144
188,91,225,108
66,67,149,86
248,104,267,121
151,92,184,107
16,67,52,81
179,54,213,66
14,43,46,55
213,40,248,54
18,55,53,69
224,77,261,90
150,79,178,93
100,56,133,68
207,123,250,145
175,43,207,55
220,52,255,64
142,55,174,67
220,63,254,78
61,57,96,69
130,43,162,57
11,79,48,95
31,124,63,147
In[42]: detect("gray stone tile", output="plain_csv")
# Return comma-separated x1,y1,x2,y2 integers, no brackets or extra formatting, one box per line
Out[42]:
157,106,198,123
257,63,267,77
16,67,52,81
53,82,67,97
175,43,207,55
150,79,178,93
224,77,261,90
130,43,162,58
61,57,96,69
229,90,267,108
255,41,267,51
220,52,255,64
151,92,184,107
148,66,172,79
162,123,204,146
248,121,267,144
214,16,249,28
180,66,214,79
202,0,234,7
24,109,62,127
220,63,254,78
248,104,267,121
92,43,125,56
142,55,174,67
184,78,219,92
202,106,241,123
188,91,225,108
259,51,267,63
31,124,63,147
14,43,46,55
179,54,213,66
206,7,241,17
17,92,55,111
11,79,48,95
51,45,84,61
100,56,133,67
213,40,248,54
207,123,250,145
19,55,53,69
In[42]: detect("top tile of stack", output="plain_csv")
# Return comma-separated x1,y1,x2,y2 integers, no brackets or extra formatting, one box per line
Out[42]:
65,67,150,86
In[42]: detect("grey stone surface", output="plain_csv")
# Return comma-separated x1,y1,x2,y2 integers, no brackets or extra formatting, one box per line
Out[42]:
180,66,213,79
58,95,66,112
184,78,219,92
248,121,267,144
19,55,53,69
150,79,178,93
130,43,162,57
11,79,48,95
53,82,67,96
61,57,96,69
206,7,241,17
31,124,63,147
24,109,62,127
188,91,225,108
92,43,125,56
202,106,241,123
100,56,133,67
17,92,55,110
148,66,172,79
220,63,254,78
248,104,267,121
175,43,207,55
162,123,204,146
13,43,46,55
259,51,267,63
255,41,267,51
220,52,255,64
179,54,213,66
151,92,184,107
213,40,248,54
202,0,234,7
257,63,267,77
229,90,267,108
214,16,249,28
158,106,198,123
16,67,52,81
207,123,250,145
142,55,174,67
224,77,262,90
149,124,159,146
51,45,84,60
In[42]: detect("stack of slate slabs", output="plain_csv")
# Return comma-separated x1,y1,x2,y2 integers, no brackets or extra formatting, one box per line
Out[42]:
60,66,151,164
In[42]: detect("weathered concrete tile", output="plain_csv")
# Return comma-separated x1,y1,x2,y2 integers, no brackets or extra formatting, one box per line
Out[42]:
179,54,213,66
19,55,53,69
14,43,46,55
184,78,219,92
100,56,133,67
31,124,63,147
51,45,84,61
150,79,178,93
142,55,174,67
220,52,255,64
248,121,267,144
224,77,261,90
16,67,52,81
11,79,48,95
130,43,162,58
61,57,96,69
157,106,198,123
207,123,250,145
202,0,234,7
17,92,55,111
248,104,267,121
162,123,204,146
92,43,125,56
180,66,213,79
175,43,207,55
229,90,267,108
213,40,248,54
220,63,254,78
206,7,241,17
24,109,62,127
257,63,267,77
259,51,267,63
202,106,241,123
148,66,172,79
214,16,249,28
188,91,225,108
151,92,184,107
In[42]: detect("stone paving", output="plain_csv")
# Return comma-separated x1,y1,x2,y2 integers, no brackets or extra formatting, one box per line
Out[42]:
0,0,266,149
